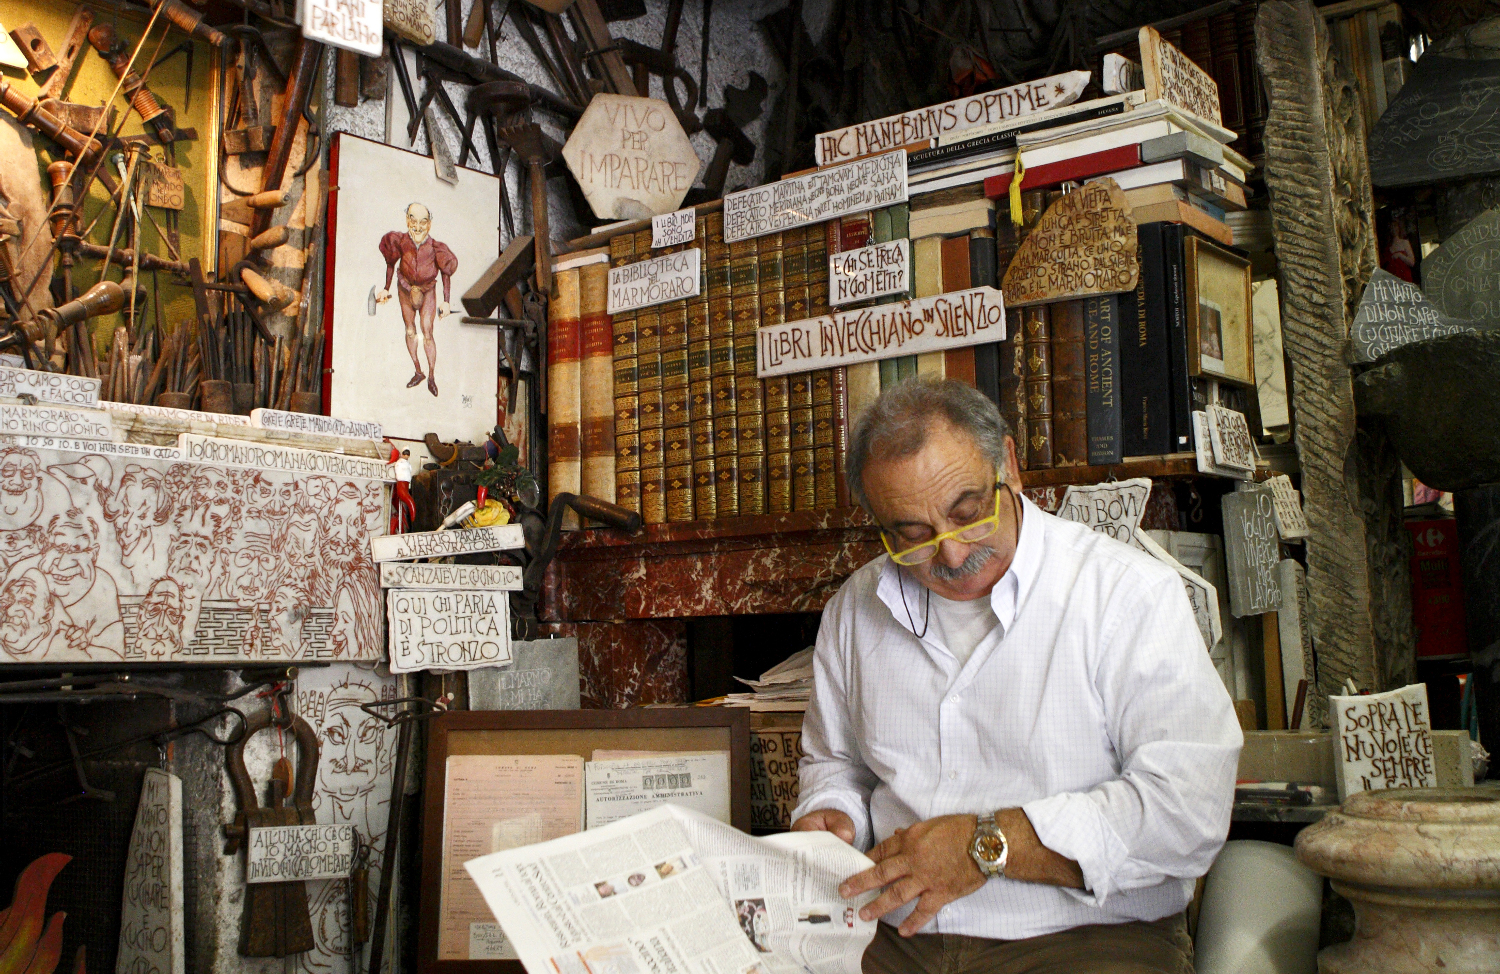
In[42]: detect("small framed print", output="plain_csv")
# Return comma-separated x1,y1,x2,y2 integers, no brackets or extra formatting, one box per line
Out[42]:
1186,236,1255,387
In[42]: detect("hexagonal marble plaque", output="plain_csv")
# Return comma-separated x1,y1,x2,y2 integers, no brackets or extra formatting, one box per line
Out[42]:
562,95,702,220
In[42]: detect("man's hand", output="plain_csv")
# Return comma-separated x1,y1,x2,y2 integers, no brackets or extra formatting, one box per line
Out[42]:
375,289,392,304
791,808,856,845
839,814,984,937
438,302,453,317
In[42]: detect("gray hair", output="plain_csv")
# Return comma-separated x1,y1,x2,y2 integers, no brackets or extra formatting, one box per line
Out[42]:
846,378,1013,511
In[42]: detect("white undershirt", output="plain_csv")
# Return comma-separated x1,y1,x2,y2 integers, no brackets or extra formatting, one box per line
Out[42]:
923,588,999,666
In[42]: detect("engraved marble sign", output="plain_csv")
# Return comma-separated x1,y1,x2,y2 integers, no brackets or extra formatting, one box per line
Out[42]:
468,637,581,710
1057,477,1152,542
830,239,910,306
1221,486,1282,617
756,286,1005,377
1193,410,1251,480
382,0,434,44
104,400,250,426
117,768,183,974
1140,26,1223,126
246,824,357,883
301,0,382,56
380,562,522,590
607,248,702,314
562,95,702,220
724,150,908,243
1266,474,1310,540
1350,270,1487,363
251,408,383,442
651,208,696,248
178,434,392,481
0,366,99,406
0,404,111,441
1368,55,1500,188
369,524,523,562
1411,211,1500,322
0,436,181,461
1206,404,1256,472
1331,683,1435,800
387,588,512,672
813,70,1090,165
1001,180,1138,307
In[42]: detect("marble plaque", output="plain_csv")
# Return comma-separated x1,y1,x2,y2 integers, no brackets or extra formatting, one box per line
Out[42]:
369,524,523,562
830,239,910,306
1057,477,1152,543
246,824,357,883
607,248,702,314
1424,208,1500,321
0,366,99,406
380,562,522,590
383,0,434,44
1193,410,1251,480
756,286,1004,377
0,404,111,441
1369,55,1500,188
387,588,513,672
118,768,183,974
301,0,381,55
1140,25,1223,126
724,150,907,243
1351,269,1488,362
814,70,1090,165
468,637,581,710
1331,683,1435,799
104,400,250,426
251,408,383,442
0,436,182,461
1221,486,1282,617
562,95,702,220
1001,180,1138,307
651,208,696,248
1266,474,1310,540
1206,404,1256,472
178,434,392,481
1277,559,1316,726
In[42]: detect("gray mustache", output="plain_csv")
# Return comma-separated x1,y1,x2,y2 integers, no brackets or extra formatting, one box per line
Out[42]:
928,544,996,580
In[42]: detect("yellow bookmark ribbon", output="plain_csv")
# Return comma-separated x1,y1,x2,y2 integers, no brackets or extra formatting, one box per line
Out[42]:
1009,153,1027,227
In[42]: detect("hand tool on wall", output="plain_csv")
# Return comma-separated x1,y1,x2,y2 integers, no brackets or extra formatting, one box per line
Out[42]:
143,0,229,48
496,121,557,292
38,7,93,101
418,39,583,120
8,23,58,78
601,37,701,133
0,79,103,163
249,37,323,238
88,23,177,143
569,0,634,93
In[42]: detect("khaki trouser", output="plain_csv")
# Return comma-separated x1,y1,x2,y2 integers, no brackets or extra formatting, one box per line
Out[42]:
862,913,1194,974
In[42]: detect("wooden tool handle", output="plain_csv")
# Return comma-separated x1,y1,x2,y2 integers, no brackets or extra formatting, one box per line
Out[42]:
530,159,551,293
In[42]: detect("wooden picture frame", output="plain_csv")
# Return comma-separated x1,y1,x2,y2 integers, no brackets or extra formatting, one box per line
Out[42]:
418,707,753,973
1186,236,1255,387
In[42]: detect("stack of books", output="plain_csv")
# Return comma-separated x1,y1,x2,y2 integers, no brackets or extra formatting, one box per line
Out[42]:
710,647,814,712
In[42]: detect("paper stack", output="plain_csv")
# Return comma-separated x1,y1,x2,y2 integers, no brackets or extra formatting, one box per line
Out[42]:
720,646,814,711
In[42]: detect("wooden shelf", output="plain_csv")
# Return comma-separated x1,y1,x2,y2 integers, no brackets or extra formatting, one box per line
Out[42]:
1021,453,1203,487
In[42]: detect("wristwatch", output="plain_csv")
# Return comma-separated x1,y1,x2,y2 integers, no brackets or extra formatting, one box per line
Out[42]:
969,812,1009,878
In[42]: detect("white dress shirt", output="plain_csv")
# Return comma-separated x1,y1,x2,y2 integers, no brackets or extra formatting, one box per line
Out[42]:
793,495,1242,940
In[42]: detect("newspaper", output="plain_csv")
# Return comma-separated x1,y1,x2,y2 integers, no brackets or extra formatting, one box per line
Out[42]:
465,804,879,974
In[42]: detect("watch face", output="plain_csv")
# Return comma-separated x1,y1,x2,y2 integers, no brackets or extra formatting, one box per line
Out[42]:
974,833,1005,863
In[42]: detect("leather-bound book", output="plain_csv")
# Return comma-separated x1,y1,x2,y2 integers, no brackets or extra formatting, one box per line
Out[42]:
689,215,715,519
633,228,666,524
660,241,692,522
940,234,976,386
610,232,639,513
789,372,815,512
1023,305,1054,470
731,233,764,516
547,267,583,529
707,212,738,517
579,255,616,511
1050,299,1088,468
764,227,797,513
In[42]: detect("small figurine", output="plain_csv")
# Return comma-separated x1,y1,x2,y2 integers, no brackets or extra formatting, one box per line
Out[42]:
390,447,415,534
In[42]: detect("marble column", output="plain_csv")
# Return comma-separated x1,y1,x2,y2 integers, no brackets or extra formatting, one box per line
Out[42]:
1456,486,1500,780
1295,787,1500,972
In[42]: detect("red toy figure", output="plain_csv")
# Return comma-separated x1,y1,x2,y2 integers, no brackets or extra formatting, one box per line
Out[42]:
390,447,415,534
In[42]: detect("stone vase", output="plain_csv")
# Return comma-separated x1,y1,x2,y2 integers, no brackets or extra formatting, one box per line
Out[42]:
1295,787,1500,972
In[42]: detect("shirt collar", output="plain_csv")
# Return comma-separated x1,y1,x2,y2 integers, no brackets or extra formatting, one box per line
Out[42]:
875,490,1045,637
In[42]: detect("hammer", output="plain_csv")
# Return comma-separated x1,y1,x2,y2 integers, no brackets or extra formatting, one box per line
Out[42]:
496,121,559,293
700,108,756,200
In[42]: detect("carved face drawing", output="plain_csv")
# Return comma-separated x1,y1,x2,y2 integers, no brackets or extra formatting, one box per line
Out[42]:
406,203,431,245
325,492,367,574
282,511,322,572
136,578,185,660
166,530,213,591
331,587,357,657
242,474,293,538
0,452,43,531
191,467,238,538
0,571,52,655
319,689,385,800
114,474,169,551
0,526,44,566
268,587,307,658
38,514,99,605
232,543,278,605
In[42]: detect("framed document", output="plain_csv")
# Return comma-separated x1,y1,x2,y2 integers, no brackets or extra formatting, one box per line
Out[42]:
418,708,752,972
1186,236,1255,387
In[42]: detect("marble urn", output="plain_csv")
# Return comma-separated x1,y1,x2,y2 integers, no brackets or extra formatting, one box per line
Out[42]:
1294,787,1500,972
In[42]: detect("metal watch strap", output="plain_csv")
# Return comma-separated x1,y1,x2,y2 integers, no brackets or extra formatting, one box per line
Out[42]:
970,811,1008,878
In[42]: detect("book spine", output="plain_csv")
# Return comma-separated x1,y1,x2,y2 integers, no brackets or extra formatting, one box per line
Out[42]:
847,209,885,408
707,214,738,518
887,202,917,378
579,258,616,512
1235,1,1267,160
1122,222,1172,456
812,368,837,509
761,228,791,514
633,229,666,525
1050,300,1088,468
1208,11,1244,150
1085,294,1124,465
1023,305,1053,469
660,240,693,523
1162,223,1194,452
999,319,1028,469
547,267,583,529
804,223,831,510
831,367,852,508
610,233,639,514
970,228,1000,406
731,233,764,517
913,235,945,379
689,215,715,520
817,220,853,509
940,233,976,385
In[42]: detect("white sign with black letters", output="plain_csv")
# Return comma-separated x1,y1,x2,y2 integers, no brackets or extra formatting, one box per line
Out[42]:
651,208,696,248
724,150,908,243
607,248,702,314
1206,404,1256,472
387,588,513,672
1266,474,1310,540
380,562,522,590
246,824,357,883
369,524,524,562
251,408,383,442
1057,478,1152,543
830,239,910,306
1331,683,1435,800
0,404,112,441
0,366,100,406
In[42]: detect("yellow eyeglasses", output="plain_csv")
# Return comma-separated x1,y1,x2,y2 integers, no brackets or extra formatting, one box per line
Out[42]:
880,484,1005,566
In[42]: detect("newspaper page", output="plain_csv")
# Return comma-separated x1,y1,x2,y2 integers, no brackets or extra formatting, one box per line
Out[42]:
586,752,732,828
442,755,586,960
465,804,878,974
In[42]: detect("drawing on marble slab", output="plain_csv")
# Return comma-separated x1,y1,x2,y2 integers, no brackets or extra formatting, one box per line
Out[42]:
295,663,398,974
0,442,387,663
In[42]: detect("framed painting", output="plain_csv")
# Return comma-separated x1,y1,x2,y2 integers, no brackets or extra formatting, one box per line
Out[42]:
324,133,500,442
1186,236,1255,387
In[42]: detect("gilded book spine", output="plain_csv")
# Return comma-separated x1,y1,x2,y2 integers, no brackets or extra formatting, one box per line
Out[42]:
1050,299,1088,468
547,267,583,530
633,228,666,524
809,223,835,508
707,213,738,517
1023,305,1054,470
610,233,639,513
661,241,693,523
763,227,794,514
689,215,715,519
789,372,815,512
579,257,616,513
731,234,764,516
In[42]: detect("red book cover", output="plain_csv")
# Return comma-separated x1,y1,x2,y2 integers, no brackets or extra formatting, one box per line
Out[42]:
1406,520,1469,660
983,144,1144,199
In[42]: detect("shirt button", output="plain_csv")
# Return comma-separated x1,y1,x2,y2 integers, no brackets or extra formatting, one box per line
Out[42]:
949,771,958,780
951,695,960,703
